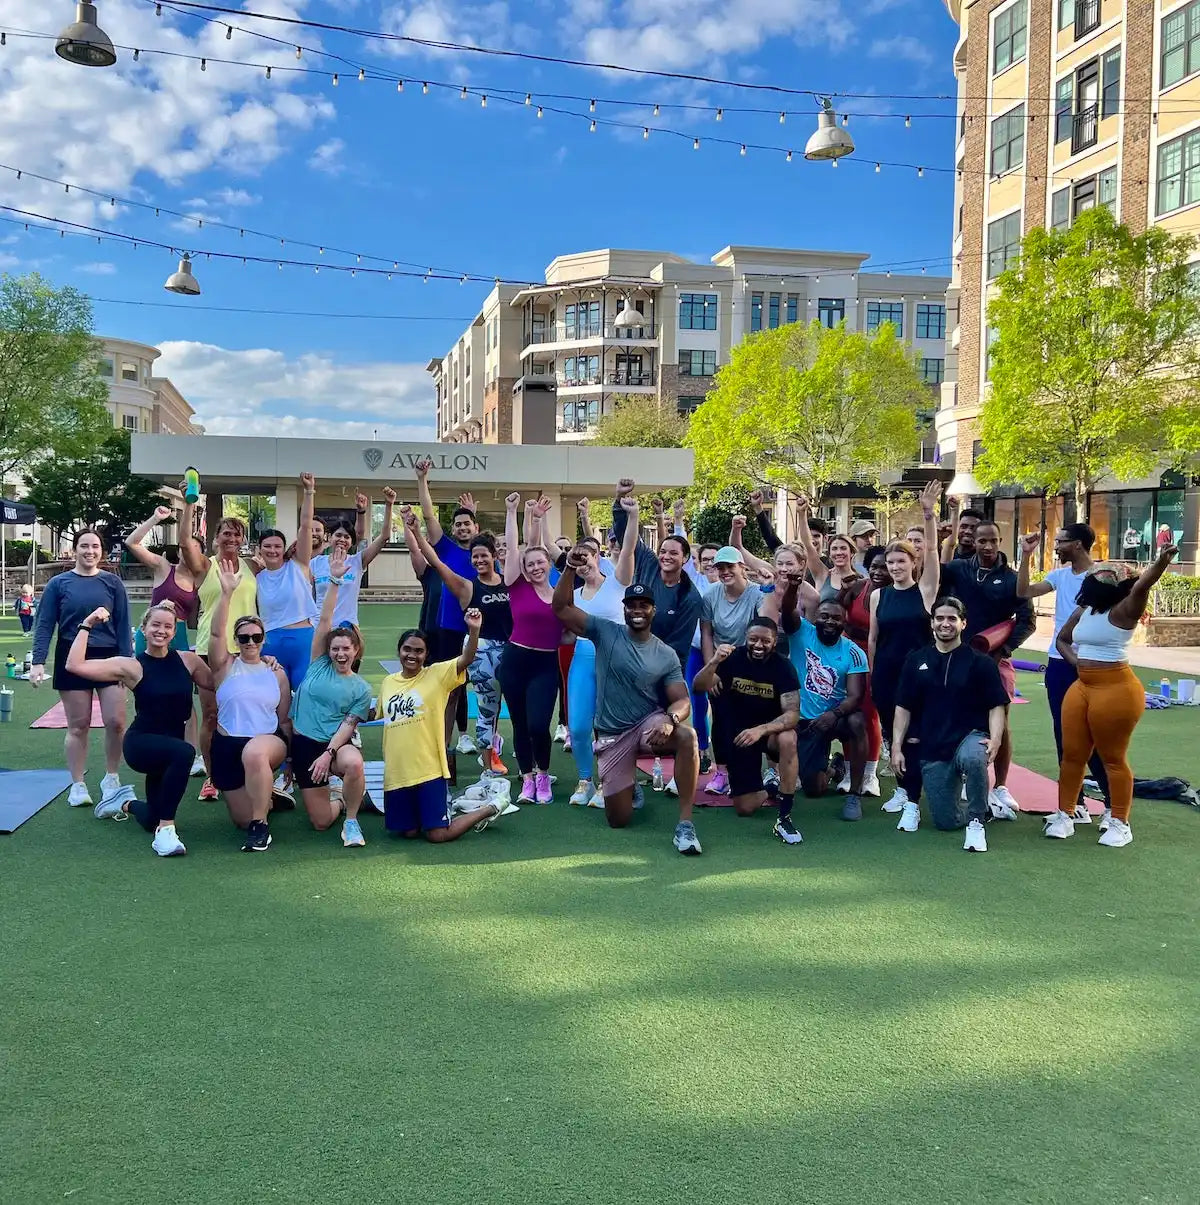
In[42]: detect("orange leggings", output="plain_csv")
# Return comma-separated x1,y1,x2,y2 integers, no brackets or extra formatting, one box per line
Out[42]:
1058,663,1144,822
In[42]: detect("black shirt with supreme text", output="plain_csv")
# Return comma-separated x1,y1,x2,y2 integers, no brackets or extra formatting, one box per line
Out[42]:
713,647,799,733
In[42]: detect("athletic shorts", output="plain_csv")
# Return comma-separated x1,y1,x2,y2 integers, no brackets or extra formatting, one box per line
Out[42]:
52,640,123,694
384,778,451,833
996,656,1016,702
290,731,332,791
796,715,856,783
726,736,773,798
594,711,669,796
210,728,286,792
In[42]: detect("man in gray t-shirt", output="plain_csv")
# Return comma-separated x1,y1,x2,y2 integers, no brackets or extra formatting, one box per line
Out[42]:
553,551,703,855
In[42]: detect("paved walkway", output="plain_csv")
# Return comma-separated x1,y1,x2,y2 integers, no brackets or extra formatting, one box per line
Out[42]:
1025,616,1200,674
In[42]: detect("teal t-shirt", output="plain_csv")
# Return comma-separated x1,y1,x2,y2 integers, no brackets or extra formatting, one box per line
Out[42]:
290,655,372,743
791,617,868,720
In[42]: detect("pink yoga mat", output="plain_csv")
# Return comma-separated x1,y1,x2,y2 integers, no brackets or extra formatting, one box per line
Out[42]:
30,698,105,729
636,757,734,806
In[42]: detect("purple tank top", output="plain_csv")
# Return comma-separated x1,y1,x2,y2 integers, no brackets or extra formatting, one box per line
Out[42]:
152,564,200,628
508,577,563,650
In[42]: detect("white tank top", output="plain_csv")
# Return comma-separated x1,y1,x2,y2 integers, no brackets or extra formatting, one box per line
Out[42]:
256,560,318,630
216,658,281,736
1073,607,1134,663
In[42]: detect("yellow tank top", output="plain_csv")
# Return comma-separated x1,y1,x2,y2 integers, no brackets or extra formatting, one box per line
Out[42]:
196,559,259,655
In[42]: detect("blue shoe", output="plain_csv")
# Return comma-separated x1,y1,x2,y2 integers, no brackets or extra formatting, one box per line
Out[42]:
841,794,863,822
632,784,645,810
341,818,366,848
673,821,702,855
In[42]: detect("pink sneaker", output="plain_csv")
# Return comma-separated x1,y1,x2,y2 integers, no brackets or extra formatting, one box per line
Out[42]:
535,772,553,804
705,769,730,796
517,774,536,803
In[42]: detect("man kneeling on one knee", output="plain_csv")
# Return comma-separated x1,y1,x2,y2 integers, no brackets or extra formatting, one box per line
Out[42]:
693,616,803,844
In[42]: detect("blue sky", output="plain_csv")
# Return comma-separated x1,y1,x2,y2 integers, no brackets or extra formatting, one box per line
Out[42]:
0,0,960,439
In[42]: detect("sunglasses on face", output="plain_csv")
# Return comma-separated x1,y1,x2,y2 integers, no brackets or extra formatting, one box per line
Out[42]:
236,632,265,645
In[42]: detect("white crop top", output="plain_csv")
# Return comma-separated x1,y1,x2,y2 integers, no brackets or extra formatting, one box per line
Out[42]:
256,560,318,631
1072,607,1134,663
216,659,282,736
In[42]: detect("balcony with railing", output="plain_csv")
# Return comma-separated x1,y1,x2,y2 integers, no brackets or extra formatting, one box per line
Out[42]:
1071,102,1098,155
1074,0,1099,40
523,320,658,349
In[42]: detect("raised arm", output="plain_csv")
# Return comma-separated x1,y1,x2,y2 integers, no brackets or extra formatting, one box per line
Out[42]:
414,456,444,545
615,494,640,586
673,497,688,539
918,480,942,608
124,506,173,573
179,497,210,578
1111,543,1178,628
551,557,591,637
361,486,396,568
730,514,772,577
400,506,429,577
503,493,522,586
794,495,828,591
693,643,734,694
528,495,554,553
311,548,347,661
941,498,958,564
355,490,369,548
208,556,242,677
405,509,472,608
652,496,667,546
749,490,783,553
576,497,594,542
1016,533,1054,598
456,608,482,673
293,472,316,572
64,608,141,687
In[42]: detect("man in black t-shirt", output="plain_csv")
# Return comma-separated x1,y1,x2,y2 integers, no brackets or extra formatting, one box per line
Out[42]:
892,597,1009,852
693,616,802,844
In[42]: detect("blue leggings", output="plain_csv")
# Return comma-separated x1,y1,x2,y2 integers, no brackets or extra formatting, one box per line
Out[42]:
685,646,711,752
263,626,313,691
568,639,597,781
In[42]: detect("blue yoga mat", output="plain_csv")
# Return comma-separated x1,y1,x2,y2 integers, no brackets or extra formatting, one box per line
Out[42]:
0,768,74,833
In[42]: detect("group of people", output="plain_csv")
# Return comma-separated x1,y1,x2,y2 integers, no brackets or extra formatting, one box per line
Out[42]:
27,461,1177,858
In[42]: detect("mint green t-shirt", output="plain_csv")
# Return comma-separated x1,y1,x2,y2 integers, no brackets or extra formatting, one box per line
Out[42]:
290,655,372,743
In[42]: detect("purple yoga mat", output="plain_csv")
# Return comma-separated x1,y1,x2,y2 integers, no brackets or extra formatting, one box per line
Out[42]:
1013,659,1046,673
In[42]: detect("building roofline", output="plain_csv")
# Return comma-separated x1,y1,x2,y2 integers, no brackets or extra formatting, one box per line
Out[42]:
710,245,870,267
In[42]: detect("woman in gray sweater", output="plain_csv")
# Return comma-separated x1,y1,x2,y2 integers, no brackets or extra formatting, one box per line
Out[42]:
31,530,133,812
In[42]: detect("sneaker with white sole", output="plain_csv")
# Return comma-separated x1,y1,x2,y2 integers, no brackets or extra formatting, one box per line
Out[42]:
569,779,594,807
836,766,852,793
896,801,920,833
1042,810,1075,840
763,766,781,794
455,733,476,755
632,785,645,810
665,776,679,797
553,724,569,745
517,774,536,803
1097,818,1132,847
472,802,505,832
1097,807,1113,833
341,818,366,847
881,786,909,814
99,773,123,801
987,788,1020,822
241,819,272,852
774,816,803,845
198,777,219,802
673,821,702,855
587,787,606,808
861,764,881,797
190,755,206,777
68,781,93,808
94,791,132,820
1069,803,1093,824
329,776,344,807
534,772,553,804
705,769,730,796
152,825,186,856
963,819,987,853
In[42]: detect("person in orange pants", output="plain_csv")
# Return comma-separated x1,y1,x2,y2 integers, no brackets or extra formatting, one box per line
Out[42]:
1045,542,1178,847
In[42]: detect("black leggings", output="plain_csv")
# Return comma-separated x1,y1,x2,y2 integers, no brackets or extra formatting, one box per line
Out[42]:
873,685,924,802
497,644,558,774
123,729,195,828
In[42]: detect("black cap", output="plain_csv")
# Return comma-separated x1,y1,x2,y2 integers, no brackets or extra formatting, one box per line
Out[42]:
623,583,652,603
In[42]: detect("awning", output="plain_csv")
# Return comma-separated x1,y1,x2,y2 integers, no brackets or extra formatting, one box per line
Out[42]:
1,500,35,525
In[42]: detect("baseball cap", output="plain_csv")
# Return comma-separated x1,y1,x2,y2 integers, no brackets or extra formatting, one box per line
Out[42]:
849,520,878,538
623,583,653,602
711,546,744,566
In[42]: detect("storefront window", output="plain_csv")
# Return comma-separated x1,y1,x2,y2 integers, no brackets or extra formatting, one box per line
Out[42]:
1044,494,1066,570
992,499,1016,561
1111,490,1155,563
1088,494,1111,561
1156,488,1186,549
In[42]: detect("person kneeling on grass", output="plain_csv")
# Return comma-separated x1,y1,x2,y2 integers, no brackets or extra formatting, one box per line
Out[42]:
209,559,293,853
553,555,701,855
890,597,1008,853
288,549,373,849
379,608,504,842
692,616,801,845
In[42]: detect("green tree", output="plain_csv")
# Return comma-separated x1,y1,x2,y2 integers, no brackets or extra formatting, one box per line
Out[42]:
23,429,165,541
0,273,111,479
980,206,1200,518
591,394,689,449
687,321,925,506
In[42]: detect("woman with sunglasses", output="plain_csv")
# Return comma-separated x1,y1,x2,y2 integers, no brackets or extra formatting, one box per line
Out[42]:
209,557,292,852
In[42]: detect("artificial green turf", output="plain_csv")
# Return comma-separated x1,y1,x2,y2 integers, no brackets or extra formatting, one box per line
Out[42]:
1,608,1198,1205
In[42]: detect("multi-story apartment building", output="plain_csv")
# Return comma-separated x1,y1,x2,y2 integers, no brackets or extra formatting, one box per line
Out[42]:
433,246,950,454
941,0,1196,564
96,338,204,436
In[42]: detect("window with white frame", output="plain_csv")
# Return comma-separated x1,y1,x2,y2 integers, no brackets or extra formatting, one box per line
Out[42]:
990,105,1025,175
1156,129,1200,215
987,211,1022,279
993,2,1027,74
1161,2,1200,90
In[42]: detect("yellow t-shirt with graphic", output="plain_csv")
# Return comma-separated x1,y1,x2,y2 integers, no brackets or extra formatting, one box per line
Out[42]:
196,559,259,656
380,660,466,790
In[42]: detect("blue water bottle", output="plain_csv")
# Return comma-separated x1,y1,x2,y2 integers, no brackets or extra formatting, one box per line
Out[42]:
183,466,201,504
1160,677,1172,700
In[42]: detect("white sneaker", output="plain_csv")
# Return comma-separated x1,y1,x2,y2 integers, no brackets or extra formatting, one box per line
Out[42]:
896,801,920,832
1097,807,1113,833
553,724,569,745
879,741,893,774
882,786,909,814
665,776,679,797
100,773,122,801
836,766,852,793
862,764,881,797
1097,818,1132,847
569,779,594,807
1070,803,1093,824
963,819,987,852
152,824,186,857
68,781,93,808
455,733,476,755
272,773,292,795
1043,810,1075,839
329,776,344,807
987,787,1020,822
190,755,206,777
587,787,606,808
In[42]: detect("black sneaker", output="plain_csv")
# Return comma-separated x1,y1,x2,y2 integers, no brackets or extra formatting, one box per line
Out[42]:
829,752,846,786
241,820,272,852
699,751,713,775
841,794,863,822
773,815,803,845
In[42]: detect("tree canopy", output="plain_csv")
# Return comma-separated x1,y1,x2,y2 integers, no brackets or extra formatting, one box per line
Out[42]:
979,206,1200,516
687,321,926,506
591,393,690,449
0,273,111,479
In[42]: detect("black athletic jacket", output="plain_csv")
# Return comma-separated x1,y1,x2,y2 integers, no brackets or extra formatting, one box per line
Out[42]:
938,552,1036,657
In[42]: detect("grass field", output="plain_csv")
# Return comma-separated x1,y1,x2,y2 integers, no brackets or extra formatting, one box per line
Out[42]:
1,605,1198,1205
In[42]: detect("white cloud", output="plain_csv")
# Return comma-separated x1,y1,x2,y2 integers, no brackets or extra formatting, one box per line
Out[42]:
78,261,118,275
868,35,935,68
155,340,436,440
0,0,332,228
309,138,346,175
380,1,520,55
